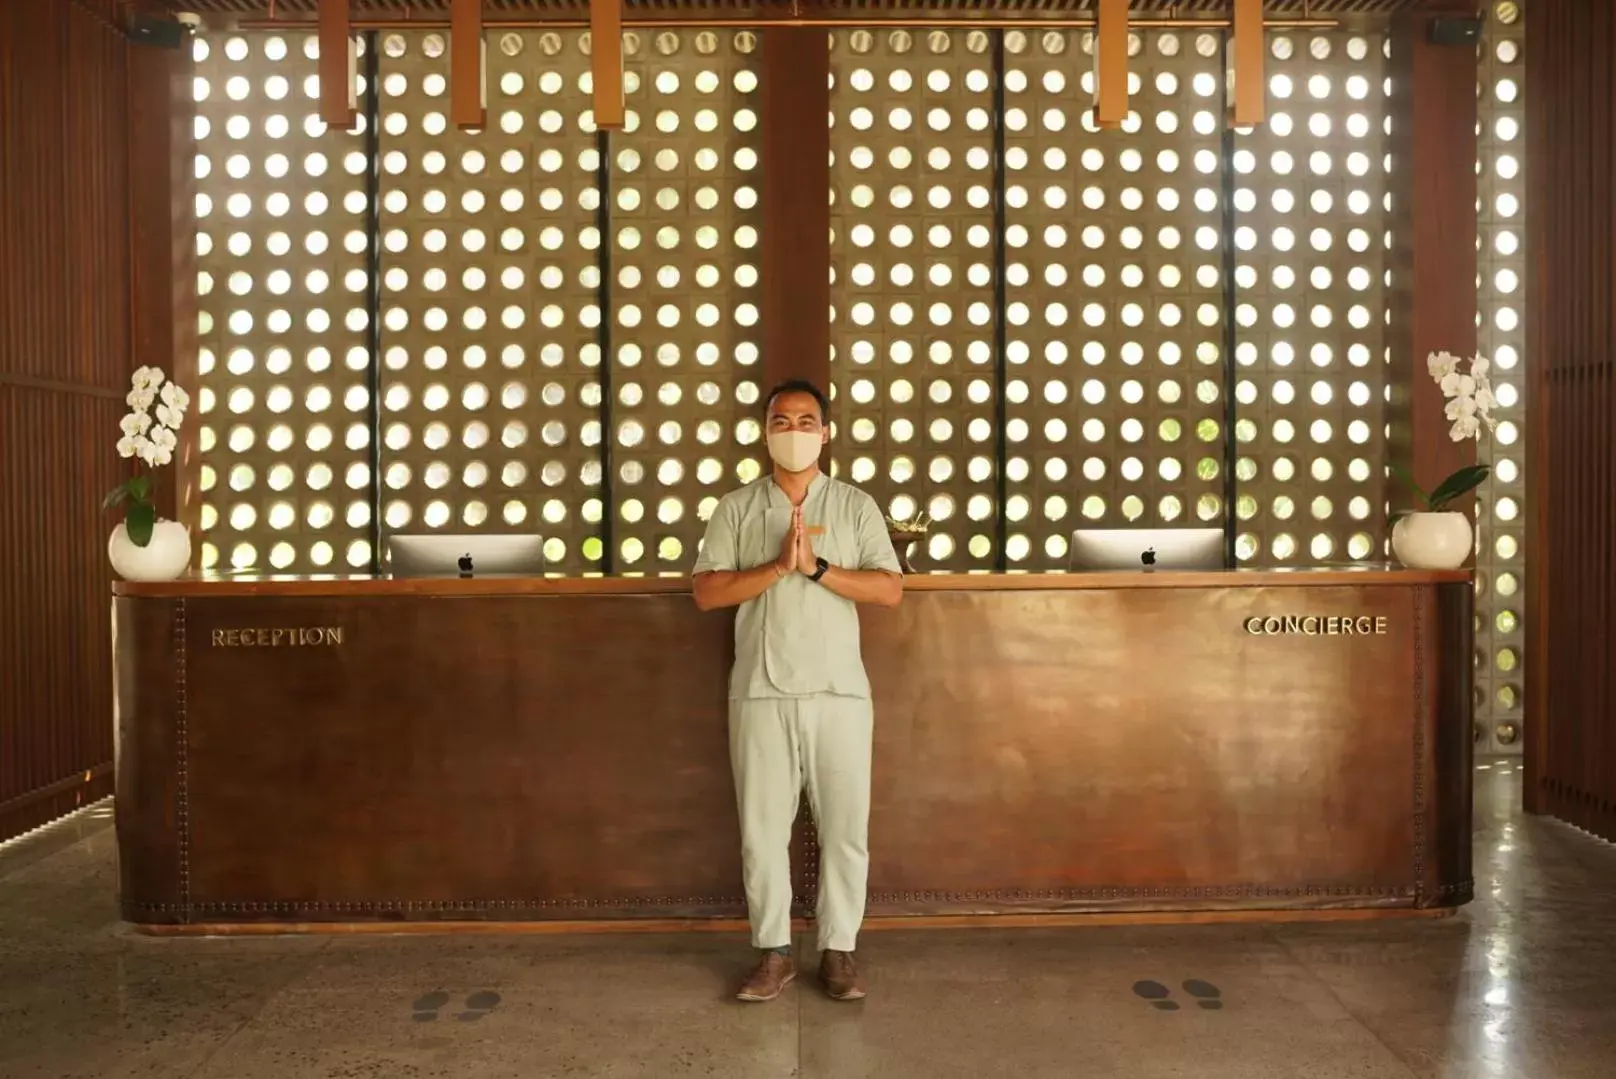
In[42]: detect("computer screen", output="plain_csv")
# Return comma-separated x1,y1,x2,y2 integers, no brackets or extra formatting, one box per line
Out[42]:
387,534,546,578
1068,528,1226,572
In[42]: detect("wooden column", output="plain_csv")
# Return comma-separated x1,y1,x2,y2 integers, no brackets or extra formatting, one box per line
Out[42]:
1387,12,1479,511
126,35,199,539
759,28,830,396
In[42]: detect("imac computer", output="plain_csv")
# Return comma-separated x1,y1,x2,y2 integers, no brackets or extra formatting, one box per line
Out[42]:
1068,527,1226,572
387,533,546,578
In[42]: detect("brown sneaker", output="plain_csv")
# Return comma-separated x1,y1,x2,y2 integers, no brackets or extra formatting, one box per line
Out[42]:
735,951,796,1003
819,949,866,1001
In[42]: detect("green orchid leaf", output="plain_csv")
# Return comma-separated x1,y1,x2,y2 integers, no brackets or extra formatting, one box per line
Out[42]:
1388,463,1430,507
128,474,152,501
102,482,130,511
126,501,157,548
1426,465,1491,511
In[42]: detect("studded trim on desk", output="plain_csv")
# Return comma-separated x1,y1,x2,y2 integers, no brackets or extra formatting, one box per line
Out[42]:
122,882,1413,921
1411,587,1427,904
124,896,747,918
866,883,1413,904
173,598,191,915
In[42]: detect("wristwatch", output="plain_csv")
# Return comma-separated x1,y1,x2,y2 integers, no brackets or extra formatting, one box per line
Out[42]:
809,557,830,582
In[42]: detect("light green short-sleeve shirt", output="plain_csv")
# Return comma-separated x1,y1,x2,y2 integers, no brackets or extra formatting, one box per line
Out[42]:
692,474,901,700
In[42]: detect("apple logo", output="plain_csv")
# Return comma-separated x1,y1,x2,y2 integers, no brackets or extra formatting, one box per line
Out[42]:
457,553,474,576
1140,547,1157,568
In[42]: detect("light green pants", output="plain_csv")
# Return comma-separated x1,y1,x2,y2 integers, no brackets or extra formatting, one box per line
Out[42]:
729,695,874,953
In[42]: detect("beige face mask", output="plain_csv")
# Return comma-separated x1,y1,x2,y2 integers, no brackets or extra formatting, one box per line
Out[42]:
766,430,822,473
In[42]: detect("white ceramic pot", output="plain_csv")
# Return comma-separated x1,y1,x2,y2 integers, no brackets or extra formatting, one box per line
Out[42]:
108,519,192,581
1391,511,1473,570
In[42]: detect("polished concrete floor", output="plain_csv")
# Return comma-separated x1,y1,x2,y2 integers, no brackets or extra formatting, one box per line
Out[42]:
3,761,1613,1078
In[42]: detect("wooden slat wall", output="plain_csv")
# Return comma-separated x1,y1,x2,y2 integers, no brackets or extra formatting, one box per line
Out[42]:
0,0,132,841
1525,0,1616,839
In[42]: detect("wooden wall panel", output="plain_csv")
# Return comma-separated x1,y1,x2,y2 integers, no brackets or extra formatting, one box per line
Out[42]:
127,32,199,534
0,0,134,841
1524,0,1616,838
759,28,830,394
1388,9,1478,511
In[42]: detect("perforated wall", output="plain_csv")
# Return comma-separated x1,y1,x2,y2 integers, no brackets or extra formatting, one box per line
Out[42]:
1476,0,1527,754
828,27,999,571
1230,29,1392,566
190,23,1515,593
608,28,763,574
193,31,373,572
375,28,602,573
1003,27,1227,570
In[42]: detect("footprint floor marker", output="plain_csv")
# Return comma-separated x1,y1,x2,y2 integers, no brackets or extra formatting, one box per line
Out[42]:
1132,979,1225,1012
1183,979,1223,1010
1132,980,1180,1011
412,990,502,1023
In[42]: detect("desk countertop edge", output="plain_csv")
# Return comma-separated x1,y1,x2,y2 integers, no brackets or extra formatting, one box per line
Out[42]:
112,568,1473,598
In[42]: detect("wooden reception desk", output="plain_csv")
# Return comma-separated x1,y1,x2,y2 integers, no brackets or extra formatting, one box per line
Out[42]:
112,569,1474,931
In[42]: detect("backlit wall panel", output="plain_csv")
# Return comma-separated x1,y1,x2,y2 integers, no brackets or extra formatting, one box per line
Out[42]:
1004,28,1226,570
608,29,763,575
376,30,602,573
192,32,372,572
1231,30,1391,565
189,23,1517,594
1476,1,1527,754
828,27,999,571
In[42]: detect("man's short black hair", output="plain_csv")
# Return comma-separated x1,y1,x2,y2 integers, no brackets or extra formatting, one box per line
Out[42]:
764,379,830,424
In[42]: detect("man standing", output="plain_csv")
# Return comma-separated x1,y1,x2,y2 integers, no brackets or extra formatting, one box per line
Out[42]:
691,379,903,1003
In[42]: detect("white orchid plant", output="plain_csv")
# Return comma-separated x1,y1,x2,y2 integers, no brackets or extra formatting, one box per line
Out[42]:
1392,351,1496,516
103,366,189,547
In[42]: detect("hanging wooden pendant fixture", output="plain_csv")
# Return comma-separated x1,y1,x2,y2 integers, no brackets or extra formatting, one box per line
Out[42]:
1230,0,1266,127
591,0,626,130
450,0,486,130
316,0,356,129
1093,0,1128,129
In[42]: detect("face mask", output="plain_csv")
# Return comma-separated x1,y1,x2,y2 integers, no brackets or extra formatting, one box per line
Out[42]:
766,430,823,473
